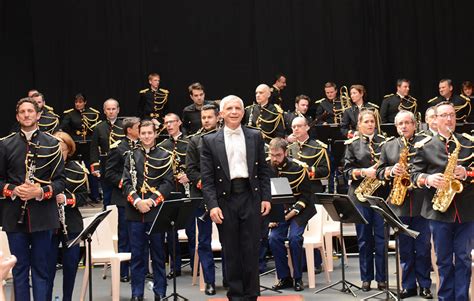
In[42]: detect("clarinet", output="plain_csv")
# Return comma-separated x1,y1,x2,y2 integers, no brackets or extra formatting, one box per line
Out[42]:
58,201,69,243
18,142,38,224
129,150,138,192
247,104,255,126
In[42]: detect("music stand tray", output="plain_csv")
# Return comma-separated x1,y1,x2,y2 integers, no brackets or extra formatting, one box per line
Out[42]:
148,197,201,301
313,193,368,297
68,209,112,301
363,196,420,301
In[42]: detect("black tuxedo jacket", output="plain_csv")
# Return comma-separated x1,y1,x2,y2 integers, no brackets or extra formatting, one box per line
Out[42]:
200,127,272,210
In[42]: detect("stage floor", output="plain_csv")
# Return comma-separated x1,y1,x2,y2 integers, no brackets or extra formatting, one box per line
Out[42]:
3,255,438,300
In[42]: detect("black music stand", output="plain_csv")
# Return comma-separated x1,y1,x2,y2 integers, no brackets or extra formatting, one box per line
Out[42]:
148,197,201,301
68,209,112,301
313,193,368,297
363,196,420,301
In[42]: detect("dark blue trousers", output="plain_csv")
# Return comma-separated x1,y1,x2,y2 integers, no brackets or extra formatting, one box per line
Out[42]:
269,219,306,280
99,161,112,208
7,230,53,301
118,206,130,278
398,216,431,290
46,232,81,301
355,204,386,282
128,221,166,298
195,207,215,284
430,220,474,301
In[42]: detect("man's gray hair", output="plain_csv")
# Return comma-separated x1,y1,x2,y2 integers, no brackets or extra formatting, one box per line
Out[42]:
394,110,416,125
103,98,120,110
219,95,244,111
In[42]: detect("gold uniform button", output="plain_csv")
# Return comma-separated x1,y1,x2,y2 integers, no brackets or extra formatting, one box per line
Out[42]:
255,162,258,165
254,175,258,178
217,166,221,169
219,179,223,182
223,192,226,195
254,188,258,191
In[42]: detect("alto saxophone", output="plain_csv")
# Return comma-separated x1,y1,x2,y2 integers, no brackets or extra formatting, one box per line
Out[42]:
355,173,383,202
389,138,411,206
432,131,463,212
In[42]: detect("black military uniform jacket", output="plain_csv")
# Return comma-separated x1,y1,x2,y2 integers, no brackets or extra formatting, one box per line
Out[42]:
283,111,313,135
314,98,344,124
0,130,65,232
411,132,473,223
427,94,471,122
343,134,387,206
270,86,283,107
340,102,380,138
380,94,418,123
105,137,136,207
288,138,330,194
62,160,88,233
244,102,286,143
269,158,317,226
122,144,174,222
376,134,428,217
138,87,169,120
158,133,190,195
185,128,217,199
60,106,100,142
182,101,216,136
90,119,125,172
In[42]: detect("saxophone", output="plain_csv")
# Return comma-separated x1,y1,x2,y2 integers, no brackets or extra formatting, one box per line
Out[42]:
355,172,383,202
432,132,463,212
389,138,411,206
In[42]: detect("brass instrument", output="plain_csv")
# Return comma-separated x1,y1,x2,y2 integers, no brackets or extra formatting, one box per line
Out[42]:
247,104,255,127
333,86,352,124
355,172,383,202
389,138,411,206
432,131,463,212
18,142,39,224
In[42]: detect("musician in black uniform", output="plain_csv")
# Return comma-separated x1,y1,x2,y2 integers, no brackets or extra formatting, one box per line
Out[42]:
461,81,473,122
90,99,125,207
185,104,219,295
269,73,287,108
122,120,174,301
427,79,471,122
158,113,192,279
0,98,65,301
245,84,286,143
422,107,438,136
380,79,418,124
46,131,88,301
376,111,433,299
201,95,272,301
182,82,218,136
343,109,387,292
314,82,345,125
105,117,141,283
411,102,473,301
268,138,316,291
340,85,380,138
137,73,170,121
284,95,313,137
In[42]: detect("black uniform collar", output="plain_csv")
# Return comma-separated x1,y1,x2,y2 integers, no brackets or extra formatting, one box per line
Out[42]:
276,157,289,170
20,128,40,141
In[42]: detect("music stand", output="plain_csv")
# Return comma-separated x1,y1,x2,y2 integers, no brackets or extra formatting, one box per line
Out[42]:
148,197,201,301
313,193,368,297
363,196,420,301
68,209,112,301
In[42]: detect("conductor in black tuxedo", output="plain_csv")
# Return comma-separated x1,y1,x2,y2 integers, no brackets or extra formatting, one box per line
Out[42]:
201,95,272,301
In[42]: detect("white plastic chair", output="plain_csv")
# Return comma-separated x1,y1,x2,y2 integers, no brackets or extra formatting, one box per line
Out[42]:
101,205,119,279
79,215,131,301
321,206,348,272
0,229,14,301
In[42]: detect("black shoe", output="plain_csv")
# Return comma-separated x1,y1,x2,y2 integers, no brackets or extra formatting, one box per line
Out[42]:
272,277,293,290
205,283,216,295
400,288,418,299
294,279,304,291
361,281,371,292
120,276,130,282
419,287,433,299
145,272,154,279
154,295,161,301
314,266,323,274
223,280,229,290
130,297,143,301
166,270,181,280
377,281,387,291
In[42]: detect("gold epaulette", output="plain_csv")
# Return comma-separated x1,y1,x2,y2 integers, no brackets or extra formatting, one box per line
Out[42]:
44,104,54,111
315,139,328,149
139,88,149,94
245,103,256,109
63,108,74,114
344,136,360,145
265,156,271,163
385,136,395,142
415,131,430,137
89,107,100,114
274,104,284,114
159,88,169,94
49,111,60,118
291,158,309,168
110,140,121,149
270,87,274,92
158,145,173,155
367,102,379,109
314,98,325,104
0,132,16,141
460,94,470,102
414,136,432,148
377,134,386,140
427,96,437,103
383,93,394,99
462,132,474,142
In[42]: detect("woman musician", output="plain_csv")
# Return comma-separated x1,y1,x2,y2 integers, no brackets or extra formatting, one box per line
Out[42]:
46,131,88,301
343,109,388,292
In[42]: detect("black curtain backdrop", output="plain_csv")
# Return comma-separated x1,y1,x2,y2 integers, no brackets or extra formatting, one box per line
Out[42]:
1,0,473,136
